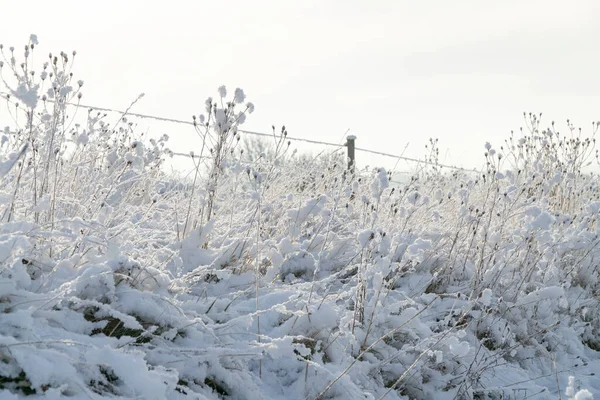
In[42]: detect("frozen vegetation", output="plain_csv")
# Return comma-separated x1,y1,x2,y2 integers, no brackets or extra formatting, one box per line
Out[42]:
0,36,598,399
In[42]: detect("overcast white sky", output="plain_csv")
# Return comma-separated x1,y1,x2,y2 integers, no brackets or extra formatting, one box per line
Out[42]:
2,0,599,171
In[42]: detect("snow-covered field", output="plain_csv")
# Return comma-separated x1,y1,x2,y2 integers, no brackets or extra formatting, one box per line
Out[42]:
0,36,598,399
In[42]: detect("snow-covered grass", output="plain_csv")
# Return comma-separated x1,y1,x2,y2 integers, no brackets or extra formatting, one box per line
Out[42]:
0,36,598,399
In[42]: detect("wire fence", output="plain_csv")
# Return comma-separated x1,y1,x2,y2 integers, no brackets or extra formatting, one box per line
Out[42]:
13,98,479,174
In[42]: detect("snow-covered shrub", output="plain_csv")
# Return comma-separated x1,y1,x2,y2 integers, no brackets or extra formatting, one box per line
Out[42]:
0,35,599,399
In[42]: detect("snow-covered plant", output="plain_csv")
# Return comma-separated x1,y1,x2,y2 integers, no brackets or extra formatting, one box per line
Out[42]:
184,86,255,230
1,35,600,400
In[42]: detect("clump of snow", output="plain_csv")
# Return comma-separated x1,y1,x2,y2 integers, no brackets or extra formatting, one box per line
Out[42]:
530,210,555,230
479,288,492,306
279,250,316,282
11,84,39,109
234,88,246,104
574,390,594,400
446,336,470,357
566,376,594,400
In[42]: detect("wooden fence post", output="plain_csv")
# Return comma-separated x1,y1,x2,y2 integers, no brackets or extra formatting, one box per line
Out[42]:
346,135,356,172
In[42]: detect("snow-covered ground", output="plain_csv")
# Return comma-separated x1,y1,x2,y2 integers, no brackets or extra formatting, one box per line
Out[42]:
0,36,598,399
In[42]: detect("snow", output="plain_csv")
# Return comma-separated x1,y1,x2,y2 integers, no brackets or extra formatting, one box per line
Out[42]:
530,211,555,230
567,376,595,399
234,88,246,104
479,288,492,306
0,36,598,400
446,336,470,357
357,229,375,247
574,389,594,400
11,84,39,109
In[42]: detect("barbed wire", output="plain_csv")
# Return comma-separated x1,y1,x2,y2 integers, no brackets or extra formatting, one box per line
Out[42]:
6,98,475,172
354,147,476,172
64,101,346,149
